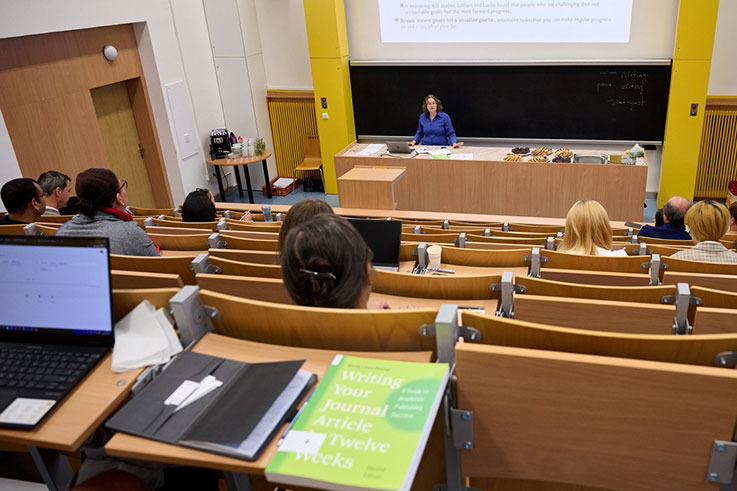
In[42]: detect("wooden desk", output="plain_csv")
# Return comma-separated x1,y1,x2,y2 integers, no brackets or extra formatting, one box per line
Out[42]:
0,355,140,489
335,143,648,221
207,150,273,204
105,335,432,475
337,166,406,210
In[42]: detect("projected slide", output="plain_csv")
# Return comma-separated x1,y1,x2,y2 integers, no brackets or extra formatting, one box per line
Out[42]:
379,1,633,43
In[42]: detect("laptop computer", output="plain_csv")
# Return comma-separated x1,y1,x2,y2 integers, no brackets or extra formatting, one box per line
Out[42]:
0,235,114,429
348,219,402,272
385,141,413,154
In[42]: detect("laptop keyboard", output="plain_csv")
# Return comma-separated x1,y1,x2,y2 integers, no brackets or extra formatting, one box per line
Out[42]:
0,346,103,393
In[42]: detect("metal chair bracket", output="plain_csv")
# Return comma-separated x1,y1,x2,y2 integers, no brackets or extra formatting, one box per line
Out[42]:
524,247,547,278
455,233,467,248
643,253,666,285
707,440,737,484
418,324,480,343
661,283,702,335
714,352,737,368
449,408,474,450
490,271,527,318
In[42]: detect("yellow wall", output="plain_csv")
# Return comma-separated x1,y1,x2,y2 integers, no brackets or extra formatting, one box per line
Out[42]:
303,0,355,194
659,0,720,206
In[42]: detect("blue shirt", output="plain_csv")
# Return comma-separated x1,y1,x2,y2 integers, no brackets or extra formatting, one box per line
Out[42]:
413,111,457,146
637,223,691,241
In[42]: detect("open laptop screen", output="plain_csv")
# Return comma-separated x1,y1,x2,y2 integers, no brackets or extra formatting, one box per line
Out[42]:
348,218,402,268
0,236,113,345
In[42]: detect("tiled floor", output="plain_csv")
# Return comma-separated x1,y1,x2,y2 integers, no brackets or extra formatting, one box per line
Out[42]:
223,186,658,223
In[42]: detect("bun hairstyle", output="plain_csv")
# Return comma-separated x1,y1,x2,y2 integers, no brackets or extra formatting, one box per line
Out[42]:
422,94,443,114
75,168,120,218
280,214,373,309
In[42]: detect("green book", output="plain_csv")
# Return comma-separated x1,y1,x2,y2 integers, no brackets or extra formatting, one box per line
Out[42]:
266,354,449,491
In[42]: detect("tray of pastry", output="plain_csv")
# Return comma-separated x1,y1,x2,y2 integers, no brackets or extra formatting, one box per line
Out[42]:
531,146,553,157
528,155,550,163
510,146,531,156
503,153,523,162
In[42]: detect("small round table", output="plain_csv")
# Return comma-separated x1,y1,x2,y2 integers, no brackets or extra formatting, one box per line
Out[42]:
207,150,273,203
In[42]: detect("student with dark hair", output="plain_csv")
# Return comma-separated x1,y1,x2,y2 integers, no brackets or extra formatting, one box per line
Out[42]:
38,170,72,216
654,208,664,228
638,196,691,240
181,189,217,222
281,214,373,309
57,168,158,256
277,198,334,252
0,178,46,224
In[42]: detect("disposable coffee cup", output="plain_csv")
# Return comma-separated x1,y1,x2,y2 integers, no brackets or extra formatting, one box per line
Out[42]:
427,245,442,269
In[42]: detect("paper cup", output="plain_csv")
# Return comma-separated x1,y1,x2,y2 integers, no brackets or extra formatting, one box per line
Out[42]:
427,245,442,269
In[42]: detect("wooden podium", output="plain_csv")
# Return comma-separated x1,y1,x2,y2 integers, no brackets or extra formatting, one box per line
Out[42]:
337,166,406,210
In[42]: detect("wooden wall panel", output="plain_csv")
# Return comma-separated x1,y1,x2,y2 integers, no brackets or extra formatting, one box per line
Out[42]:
0,24,172,207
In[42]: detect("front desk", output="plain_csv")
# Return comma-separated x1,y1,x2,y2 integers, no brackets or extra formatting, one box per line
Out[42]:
334,143,648,221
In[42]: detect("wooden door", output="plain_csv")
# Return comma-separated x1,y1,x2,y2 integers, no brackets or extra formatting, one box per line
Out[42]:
91,81,156,207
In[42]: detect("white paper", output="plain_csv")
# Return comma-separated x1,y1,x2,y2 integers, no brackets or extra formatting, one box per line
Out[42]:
450,153,474,160
0,398,55,425
415,147,432,154
278,430,326,455
355,144,383,156
175,375,223,412
429,148,452,156
272,177,295,188
164,380,199,406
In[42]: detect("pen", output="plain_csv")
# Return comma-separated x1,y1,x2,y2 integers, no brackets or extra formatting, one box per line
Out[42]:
427,267,455,274
457,305,485,311
277,389,314,447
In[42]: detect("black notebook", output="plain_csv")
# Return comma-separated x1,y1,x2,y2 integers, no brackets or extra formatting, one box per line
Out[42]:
106,351,315,461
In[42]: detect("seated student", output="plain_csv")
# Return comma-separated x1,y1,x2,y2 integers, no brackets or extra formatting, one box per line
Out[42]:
0,178,46,224
59,195,79,216
557,200,628,257
281,214,372,308
181,189,217,222
654,208,664,228
38,170,72,216
276,198,334,252
638,196,691,240
57,168,159,256
671,201,737,263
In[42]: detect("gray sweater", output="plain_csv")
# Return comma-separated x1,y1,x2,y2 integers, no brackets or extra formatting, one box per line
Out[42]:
57,212,159,256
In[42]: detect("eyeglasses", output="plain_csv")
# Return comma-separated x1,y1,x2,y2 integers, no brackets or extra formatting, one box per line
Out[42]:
195,188,209,194
118,179,128,192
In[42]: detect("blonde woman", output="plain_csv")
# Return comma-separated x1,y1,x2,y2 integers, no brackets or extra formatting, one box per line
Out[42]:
557,200,628,257
671,201,737,263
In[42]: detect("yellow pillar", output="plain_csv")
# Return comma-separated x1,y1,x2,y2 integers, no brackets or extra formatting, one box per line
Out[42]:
303,0,355,194
658,0,720,207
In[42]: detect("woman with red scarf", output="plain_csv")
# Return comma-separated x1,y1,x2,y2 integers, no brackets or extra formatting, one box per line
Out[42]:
57,168,159,256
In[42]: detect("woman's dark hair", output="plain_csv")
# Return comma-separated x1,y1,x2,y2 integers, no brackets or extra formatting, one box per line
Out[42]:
422,94,443,114
74,168,120,218
281,214,372,309
181,189,217,222
654,208,664,227
59,196,79,216
277,199,334,252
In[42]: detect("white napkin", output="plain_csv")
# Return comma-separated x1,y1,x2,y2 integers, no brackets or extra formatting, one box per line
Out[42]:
112,300,183,372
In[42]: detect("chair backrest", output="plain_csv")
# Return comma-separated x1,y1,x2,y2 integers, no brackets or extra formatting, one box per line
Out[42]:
448,220,504,227
516,275,676,304
417,226,489,235
465,242,540,251
467,234,548,245
129,206,175,217
35,214,75,224
506,223,564,233
218,233,278,251
208,248,279,265
455,341,737,489
196,273,291,304
540,249,650,274
0,224,26,235
213,229,279,240
440,247,531,267
401,232,459,244
111,270,183,289
663,255,737,275
148,232,210,251
663,271,737,291
488,229,557,239
302,134,321,159
691,286,737,309
34,223,59,236
146,225,211,235
153,218,218,231
209,255,282,278
637,235,694,246
110,254,198,284
624,243,686,256
224,219,282,232
372,270,501,299
199,290,437,352
112,287,180,322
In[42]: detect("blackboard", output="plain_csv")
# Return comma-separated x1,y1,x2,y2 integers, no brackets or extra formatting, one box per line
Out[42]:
349,63,672,143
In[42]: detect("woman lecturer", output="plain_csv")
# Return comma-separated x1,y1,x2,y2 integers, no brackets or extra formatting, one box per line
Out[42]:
410,94,462,148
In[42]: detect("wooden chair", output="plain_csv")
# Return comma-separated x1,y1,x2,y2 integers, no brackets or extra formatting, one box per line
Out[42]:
0,224,26,234
691,286,737,309
624,242,686,256
224,219,282,232
372,270,501,300
217,233,278,251
148,232,210,251
417,226,491,236
209,255,282,278
213,229,279,240
112,287,180,322
208,248,279,265
34,223,59,235
439,247,531,267
401,232,459,244
36,214,75,224
516,275,676,304
505,223,564,234
539,249,650,274
110,254,198,284
199,290,437,352
111,270,183,289
293,134,325,194
448,220,504,227
467,234,549,246
146,225,209,235
636,235,694,246
663,271,737,292
196,273,291,304
455,334,737,489
663,255,737,275
128,206,175,216
153,218,219,231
